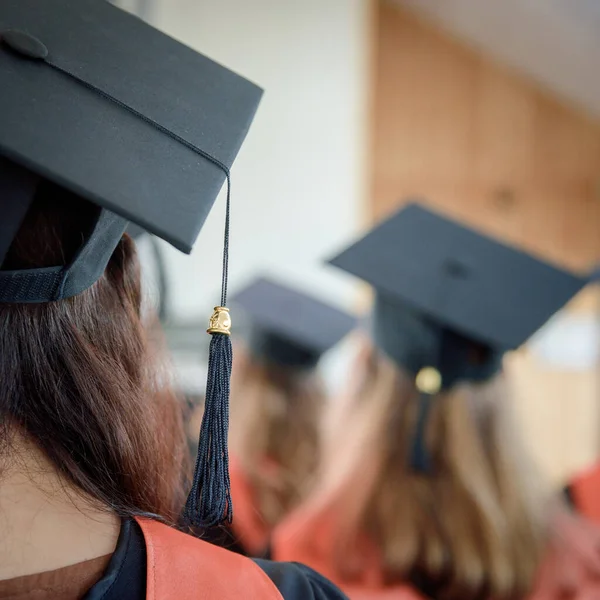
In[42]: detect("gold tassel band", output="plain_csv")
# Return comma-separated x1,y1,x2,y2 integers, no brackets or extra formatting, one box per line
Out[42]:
207,306,232,336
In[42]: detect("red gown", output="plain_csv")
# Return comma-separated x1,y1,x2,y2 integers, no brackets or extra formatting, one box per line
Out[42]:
138,517,282,599
272,505,600,599
80,516,347,599
228,454,272,556
569,461,600,525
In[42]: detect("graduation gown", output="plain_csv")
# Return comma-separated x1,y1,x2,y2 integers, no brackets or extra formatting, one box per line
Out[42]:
566,461,600,525
272,507,600,600
82,517,348,600
227,454,272,556
197,455,274,557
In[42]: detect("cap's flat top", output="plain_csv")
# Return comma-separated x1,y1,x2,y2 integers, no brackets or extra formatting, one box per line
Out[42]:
231,276,357,355
0,0,262,253
330,202,586,350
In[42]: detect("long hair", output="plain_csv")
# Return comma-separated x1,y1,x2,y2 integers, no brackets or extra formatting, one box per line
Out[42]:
229,348,324,527
0,181,188,521
314,344,551,600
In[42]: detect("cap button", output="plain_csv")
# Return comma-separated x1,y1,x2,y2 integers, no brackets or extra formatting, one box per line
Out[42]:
1,29,48,60
415,367,442,395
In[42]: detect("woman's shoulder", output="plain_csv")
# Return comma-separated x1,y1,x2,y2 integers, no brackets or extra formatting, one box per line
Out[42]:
254,560,350,600
255,561,422,599
228,454,272,556
138,518,349,599
272,508,423,599
529,512,600,598
567,461,600,523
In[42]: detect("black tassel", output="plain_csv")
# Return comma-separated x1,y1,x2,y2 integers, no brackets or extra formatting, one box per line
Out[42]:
183,161,235,528
184,328,233,527
409,392,435,473
410,366,442,474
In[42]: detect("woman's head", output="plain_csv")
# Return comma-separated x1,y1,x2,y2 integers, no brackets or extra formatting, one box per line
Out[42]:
305,203,587,598
229,345,324,527
0,180,188,521
316,341,551,600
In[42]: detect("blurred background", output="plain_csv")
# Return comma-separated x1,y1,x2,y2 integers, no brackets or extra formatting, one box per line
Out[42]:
114,0,600,486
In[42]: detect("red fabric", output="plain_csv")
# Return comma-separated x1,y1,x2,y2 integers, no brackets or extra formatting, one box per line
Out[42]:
272,507,600,600
272,507,422,600
136,517,283,600
229,454,271,556
571,462,600,525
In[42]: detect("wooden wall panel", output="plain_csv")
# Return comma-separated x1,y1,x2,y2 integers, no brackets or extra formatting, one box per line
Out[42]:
506,349,600,484
372,2,600,270
372,1,600,483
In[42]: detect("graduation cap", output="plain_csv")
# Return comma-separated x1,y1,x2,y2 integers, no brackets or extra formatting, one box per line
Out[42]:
127,223,149,241
0,0,263,526
231,276,357,368
588,265,600,283
329,202,588,471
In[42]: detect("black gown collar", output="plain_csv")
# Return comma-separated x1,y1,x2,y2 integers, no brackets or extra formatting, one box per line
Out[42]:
82,519,146,600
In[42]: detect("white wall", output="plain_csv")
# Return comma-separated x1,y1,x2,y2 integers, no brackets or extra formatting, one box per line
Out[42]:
142,0,370,323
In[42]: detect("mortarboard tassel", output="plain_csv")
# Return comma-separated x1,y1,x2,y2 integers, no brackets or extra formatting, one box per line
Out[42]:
183,318,233,526
409,366,442,474
183,172,234,528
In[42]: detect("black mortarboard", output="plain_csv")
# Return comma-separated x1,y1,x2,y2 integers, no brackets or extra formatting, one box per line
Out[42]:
0,0,263,526
330,202,587,360
0,0,262,301
231,276,357,369
128,223,149,241
329,202,588,472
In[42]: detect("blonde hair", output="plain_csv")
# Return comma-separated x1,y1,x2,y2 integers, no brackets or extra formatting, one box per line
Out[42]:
229,347,324,527
316,345,552,600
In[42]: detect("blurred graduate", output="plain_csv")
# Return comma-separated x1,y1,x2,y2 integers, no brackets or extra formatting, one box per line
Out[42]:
563,272,600,527
213,276,356,556
272,203,600,600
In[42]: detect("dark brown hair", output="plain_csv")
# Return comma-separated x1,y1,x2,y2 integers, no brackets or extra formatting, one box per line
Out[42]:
0,181,188,521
